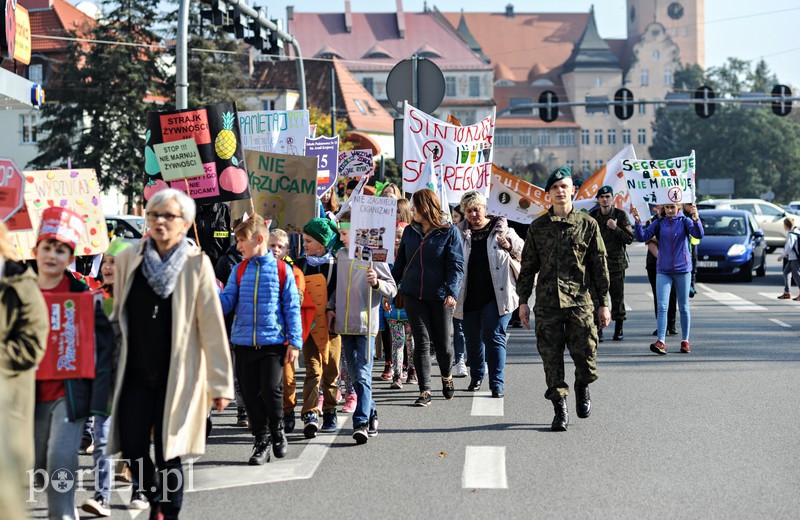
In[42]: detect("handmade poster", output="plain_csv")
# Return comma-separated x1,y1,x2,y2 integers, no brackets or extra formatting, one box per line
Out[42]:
230,150,317,233
488,165,550,224
338,149,374,178
144,102,250,204
305,136,339,196
572,145,650,217
349,195,397,264
622,151,696,207
153,138,205,181
11,169,109,260
239,109,310,156
403,103,495,204
37,292,97,380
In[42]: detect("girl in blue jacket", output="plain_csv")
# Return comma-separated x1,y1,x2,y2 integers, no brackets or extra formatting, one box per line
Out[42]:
632,203,704,355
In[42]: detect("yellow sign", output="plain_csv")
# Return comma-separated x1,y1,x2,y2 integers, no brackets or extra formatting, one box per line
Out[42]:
13,5,30,65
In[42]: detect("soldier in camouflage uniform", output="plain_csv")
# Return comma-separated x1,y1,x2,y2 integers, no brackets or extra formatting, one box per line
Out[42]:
589,186,634,341
517,167,610,432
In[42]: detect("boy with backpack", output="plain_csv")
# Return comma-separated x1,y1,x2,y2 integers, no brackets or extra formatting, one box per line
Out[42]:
777,217,800,300
219,215,302,465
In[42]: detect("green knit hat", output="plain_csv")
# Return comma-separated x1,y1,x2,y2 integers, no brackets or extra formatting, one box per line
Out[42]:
303,218,339,248
105,237,132,257
545,165,573,192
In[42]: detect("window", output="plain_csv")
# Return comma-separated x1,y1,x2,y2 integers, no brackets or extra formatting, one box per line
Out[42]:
495,131,514,148
664,68,672,87
641,69,649,87
557,129,575,147
638,102,647,115
581,160,591,173
594,129,603,145
595,160,604,170
354,99,367,115
608,129,617,145
622,129,631,144
445,77,456,97
537,130,551,146
638,129,647,144
519,131,532,147
362,77,374,95
452,110,475,125
566,160,575,170
756,202,784,217
261,99,275,110
469,76,480,97
20,114,38,144
581,129,590,145
652,50,660,60
28,64,43,84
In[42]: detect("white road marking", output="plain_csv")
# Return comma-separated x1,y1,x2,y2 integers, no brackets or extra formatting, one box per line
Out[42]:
770,318,792,328
703,291,767,311
759,292,800,306
471,391,504,416
463,446,508,489
696,283,716,293
645,291,653,299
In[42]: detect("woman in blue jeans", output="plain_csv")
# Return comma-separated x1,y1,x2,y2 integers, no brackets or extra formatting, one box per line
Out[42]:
632,202,703,354
455,191,524,397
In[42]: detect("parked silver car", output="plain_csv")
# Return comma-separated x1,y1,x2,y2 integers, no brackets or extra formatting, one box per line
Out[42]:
695,199,794,252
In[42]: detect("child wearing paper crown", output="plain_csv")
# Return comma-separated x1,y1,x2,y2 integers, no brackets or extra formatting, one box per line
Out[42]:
32,207,114,519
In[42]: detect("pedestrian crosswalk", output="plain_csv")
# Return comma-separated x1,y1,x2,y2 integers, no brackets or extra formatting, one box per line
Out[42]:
462,446,508,489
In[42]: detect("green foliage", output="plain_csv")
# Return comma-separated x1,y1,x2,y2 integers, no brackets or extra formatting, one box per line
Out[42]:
650,59,800,201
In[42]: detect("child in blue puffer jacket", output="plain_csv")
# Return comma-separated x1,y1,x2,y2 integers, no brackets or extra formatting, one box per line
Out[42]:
219,214,302,465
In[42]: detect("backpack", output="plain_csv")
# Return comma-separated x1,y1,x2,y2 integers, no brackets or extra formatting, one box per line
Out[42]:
790,230,800,258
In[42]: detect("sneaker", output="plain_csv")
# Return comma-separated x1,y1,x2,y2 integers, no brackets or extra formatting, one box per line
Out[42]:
401,371,408,383
406,370,418,385
342,392,357,413
390,378,403,389
452,359,468,378
414,391,432,407
236,416,250,428
303,412,319,439
284,410,296,434
467,378,482,392
442,376,455,400
321,410,338,432
368,411,379,437
680,340,691,353
795,295,800,301
81,495,111,517
128,491,149,510
778,293,791,299
80,431,94,454
650,340,667,355
248,439,270,465
380,363,393,381
271,428,288,458
353,424,369,444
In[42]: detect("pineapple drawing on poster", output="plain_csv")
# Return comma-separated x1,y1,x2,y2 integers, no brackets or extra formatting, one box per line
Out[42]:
349,195,397,265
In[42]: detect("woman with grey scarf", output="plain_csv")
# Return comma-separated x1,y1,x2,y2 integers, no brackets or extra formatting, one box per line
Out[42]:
107,189,234,519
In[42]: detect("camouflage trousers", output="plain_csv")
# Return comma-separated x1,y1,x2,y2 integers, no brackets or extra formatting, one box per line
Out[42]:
534,306,599,401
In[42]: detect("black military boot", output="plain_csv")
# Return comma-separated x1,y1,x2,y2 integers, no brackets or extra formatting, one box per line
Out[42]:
613,319,624,341
598,327,604,343
248,435,271,465
271,422,288,459
551,397,569,432
575,382,591,418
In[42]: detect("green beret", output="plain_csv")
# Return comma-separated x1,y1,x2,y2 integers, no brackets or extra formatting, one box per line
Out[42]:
303,218,339,248
545,166,572,191
596,185,613,198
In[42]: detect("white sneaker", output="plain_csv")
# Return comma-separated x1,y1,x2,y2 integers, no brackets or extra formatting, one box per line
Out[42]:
453,359,468,378
81,496,111,517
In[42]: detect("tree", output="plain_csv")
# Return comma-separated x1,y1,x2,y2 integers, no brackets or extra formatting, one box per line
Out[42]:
30,0,170,209
650,59,800,201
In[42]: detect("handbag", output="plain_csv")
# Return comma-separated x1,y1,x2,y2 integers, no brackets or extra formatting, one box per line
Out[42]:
393,242,423,310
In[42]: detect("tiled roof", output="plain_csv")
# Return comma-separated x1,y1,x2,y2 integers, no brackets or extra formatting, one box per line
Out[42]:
25,0,94,53
562,8,621,73
288,11,491,72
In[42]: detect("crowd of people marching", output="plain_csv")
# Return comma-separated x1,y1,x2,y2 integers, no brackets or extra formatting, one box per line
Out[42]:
5,164,800,519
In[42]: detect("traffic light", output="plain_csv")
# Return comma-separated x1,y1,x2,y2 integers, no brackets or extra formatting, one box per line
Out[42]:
268,18,285,55
538,90,559,123
336,181,345,198
694,85,716,119
200,0,225,26
614,88,634,120
224,5,248,39
244,7,268,51
772,84,793,117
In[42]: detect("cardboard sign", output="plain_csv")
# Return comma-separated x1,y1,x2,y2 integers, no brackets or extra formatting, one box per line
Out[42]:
230,150,318,233
239,110,310,156
572,145,650,217
11,169,109,260
305,136,339,196
145,102,250,204
338,149,374,178
305,273,330,363
153,138,205,181
403,103,495,204
622,151,696,206
349,195,397,264
488,165,550,224
37,292,96,381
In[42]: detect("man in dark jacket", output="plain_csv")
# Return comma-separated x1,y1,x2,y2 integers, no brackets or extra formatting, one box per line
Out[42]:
189,202,231,267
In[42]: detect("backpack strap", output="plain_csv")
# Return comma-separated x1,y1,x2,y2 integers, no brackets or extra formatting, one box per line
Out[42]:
235,259,250,286
277,258,287,296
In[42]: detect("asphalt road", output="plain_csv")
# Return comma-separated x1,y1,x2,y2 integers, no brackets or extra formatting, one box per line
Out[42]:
30,244,800,519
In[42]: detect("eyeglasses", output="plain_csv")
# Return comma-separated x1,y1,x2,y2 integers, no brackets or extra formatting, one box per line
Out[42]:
146,212,183,223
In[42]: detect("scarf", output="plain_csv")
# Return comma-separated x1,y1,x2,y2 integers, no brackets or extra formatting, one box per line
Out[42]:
141,237,190,299
306,252,333,267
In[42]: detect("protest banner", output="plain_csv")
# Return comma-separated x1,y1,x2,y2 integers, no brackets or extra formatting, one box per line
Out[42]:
230,150,317,233
338,149,374,178
305,136,339,196
572,145,651,217
488,165,550,224
10,169,109,260
153,138,205,181
622,151,696,207
239,109,310,156
402,103,494,204
144,102,250,204
37,292,97,380
349,194,397,264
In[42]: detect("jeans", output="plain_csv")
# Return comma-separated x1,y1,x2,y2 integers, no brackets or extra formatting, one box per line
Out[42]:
91,414,111,501
648,264,676,330
340,335,376,427
34,398,86,520
404,295,454,391
783,259,800,293
656,272,691,342
452,318,466,364
235,345,287,438
463,301,512,391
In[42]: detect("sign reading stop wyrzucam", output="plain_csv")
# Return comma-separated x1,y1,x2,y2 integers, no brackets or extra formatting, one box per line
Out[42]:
0,157,24,222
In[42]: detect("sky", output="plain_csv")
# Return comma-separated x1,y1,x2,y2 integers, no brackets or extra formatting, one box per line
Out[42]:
263,0,800,88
